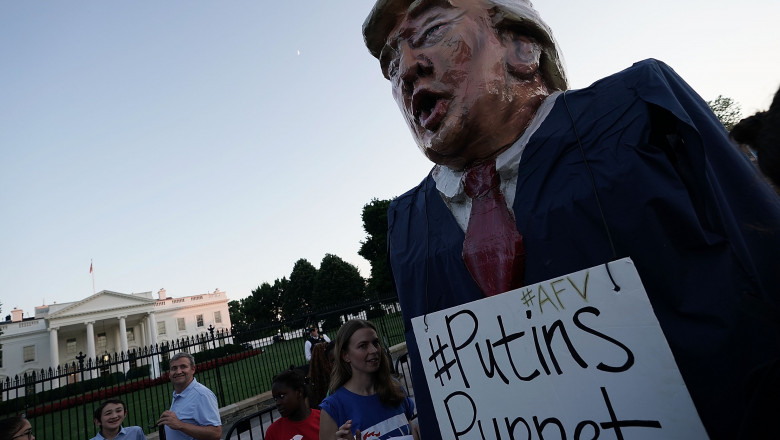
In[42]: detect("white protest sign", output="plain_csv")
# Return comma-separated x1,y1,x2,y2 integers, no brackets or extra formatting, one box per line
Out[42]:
412,258,708,439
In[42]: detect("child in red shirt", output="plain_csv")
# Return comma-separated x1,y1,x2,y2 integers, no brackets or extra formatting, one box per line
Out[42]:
266,369,320,440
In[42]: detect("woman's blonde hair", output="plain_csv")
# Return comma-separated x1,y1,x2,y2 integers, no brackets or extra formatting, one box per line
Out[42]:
329,319,405,407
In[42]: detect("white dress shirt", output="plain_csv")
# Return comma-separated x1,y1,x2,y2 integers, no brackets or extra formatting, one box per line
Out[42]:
432,91,562,231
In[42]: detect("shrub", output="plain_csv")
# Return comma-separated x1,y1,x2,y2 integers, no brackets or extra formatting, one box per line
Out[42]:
125,365,151,380
366,306,386,319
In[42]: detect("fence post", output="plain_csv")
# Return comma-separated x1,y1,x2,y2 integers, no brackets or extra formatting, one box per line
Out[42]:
374,306,395,373
208,325,226,407
76,352,88,440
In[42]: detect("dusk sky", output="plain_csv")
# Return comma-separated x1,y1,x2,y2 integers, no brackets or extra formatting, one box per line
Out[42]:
2,0,778,317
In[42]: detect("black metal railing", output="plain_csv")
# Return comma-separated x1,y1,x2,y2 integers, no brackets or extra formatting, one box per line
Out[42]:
224,405,280,440
0,296,405,440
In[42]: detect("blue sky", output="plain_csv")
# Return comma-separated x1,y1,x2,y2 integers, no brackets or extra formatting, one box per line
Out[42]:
2,0,778,317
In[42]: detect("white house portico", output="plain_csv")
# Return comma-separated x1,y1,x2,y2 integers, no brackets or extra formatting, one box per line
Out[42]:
0,288,231,382
44,290,157,369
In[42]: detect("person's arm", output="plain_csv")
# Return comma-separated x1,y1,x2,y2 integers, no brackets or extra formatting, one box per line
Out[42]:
323,334,331,343
319,409,339,440
158,410,221,440
319,410,358,440
305,340,313,361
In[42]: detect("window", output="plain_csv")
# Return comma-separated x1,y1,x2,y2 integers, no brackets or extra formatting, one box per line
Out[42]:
214,311,222,324
157,321,166,335
196,314,204,327
100,353,111,377
161,343,171,366
66,338,77,354
177,318,186,331
23,345,35,363
126,328,135,342
97,332,107,348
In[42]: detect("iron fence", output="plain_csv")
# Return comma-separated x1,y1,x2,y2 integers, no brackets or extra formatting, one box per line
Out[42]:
0,296,404,440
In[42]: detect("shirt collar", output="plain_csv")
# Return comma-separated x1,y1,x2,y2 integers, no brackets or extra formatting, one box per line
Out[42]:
433,91,561,200
173,376,199,399
96,426,127,440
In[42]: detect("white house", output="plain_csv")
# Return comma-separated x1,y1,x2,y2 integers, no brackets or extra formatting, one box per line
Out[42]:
0,288,232,383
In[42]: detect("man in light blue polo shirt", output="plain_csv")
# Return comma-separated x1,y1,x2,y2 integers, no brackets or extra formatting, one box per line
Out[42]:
157,352,221,440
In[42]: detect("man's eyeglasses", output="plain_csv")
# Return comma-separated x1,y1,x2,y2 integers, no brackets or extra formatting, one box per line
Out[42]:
13,429,33,440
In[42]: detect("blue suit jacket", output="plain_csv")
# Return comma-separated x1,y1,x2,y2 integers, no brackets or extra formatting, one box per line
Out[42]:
388,59,780,440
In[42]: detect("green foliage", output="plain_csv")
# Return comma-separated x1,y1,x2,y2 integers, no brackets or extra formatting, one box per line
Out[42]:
284,259,317,323
269,278,288,321
227,300,247,330
313,254,366,309
125,364,151,380
6,371,128,406
359,199,396,297
191,343,244,364
246,279,288,327
707,95,742,131
366,305,387,320
322,315,343,332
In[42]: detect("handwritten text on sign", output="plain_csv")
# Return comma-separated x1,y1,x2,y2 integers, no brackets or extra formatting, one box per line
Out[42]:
412,258,708,439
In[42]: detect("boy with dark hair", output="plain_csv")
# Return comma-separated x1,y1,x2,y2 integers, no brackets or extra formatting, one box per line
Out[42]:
91,398,146,440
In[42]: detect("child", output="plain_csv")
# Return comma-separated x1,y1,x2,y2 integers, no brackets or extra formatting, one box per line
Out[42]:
90,398,147,440
319,319,417,440
266,369,321,440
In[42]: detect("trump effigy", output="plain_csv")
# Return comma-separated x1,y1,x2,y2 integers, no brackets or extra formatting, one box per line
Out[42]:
362,0,780,439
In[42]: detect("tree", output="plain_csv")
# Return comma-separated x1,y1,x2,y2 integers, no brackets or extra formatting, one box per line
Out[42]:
283,259,318,326
312,254,365,310
247,278,288,326
228,299,248,330
359,198,396,298
707,95,742,131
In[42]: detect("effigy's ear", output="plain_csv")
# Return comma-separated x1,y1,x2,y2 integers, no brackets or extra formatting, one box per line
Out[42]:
499,29,542,79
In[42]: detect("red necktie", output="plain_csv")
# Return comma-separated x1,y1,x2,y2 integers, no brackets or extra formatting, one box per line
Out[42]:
461,161,525,296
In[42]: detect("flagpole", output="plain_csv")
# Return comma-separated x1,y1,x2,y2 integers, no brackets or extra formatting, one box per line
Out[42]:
90,259,95,294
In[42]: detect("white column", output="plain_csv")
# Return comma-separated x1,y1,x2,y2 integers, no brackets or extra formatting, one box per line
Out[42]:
86,321,96,361
148,312,158,346
49,327,60,370
139,321,147,348
147,313,161,379
117,316,130,373
118,316,129,354
143,317,151,348
114,329,121,353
